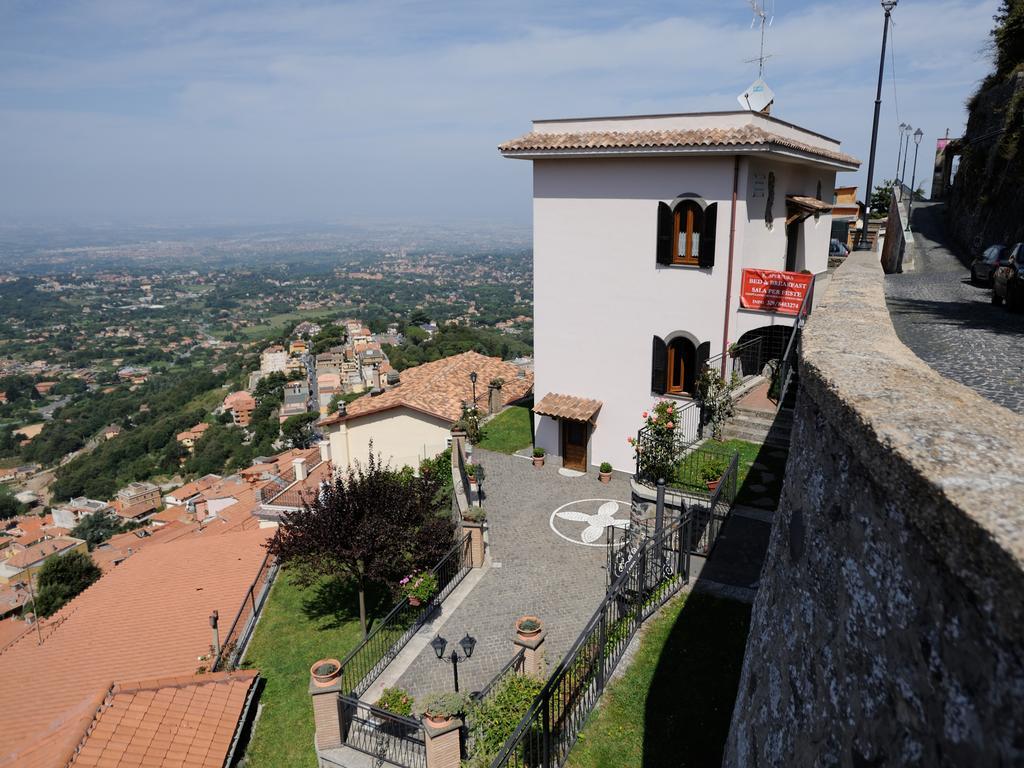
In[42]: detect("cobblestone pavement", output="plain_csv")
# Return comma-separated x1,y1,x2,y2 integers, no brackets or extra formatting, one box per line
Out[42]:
884,202,1024,413
393,449,635,699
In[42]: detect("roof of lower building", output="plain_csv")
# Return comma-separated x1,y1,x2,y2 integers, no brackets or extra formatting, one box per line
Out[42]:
533,392,603,423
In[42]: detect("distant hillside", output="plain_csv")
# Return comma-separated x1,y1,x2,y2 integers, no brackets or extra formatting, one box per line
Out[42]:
948,0,1024,254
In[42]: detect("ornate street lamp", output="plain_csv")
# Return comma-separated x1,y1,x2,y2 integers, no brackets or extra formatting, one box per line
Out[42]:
895,122,909,191
469,371,478,409
856,0,898,251
431,633,477,692
901,123,913,191
906,128,924,231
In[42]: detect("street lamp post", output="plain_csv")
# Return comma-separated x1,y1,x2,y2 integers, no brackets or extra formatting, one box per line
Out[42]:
469,371,478,409
905,128,924,231
895,123,909,194
901,123,912,191
431,633,477,692
856,0,898,251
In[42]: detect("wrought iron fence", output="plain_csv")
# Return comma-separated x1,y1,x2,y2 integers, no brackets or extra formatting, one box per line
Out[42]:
339,694,427,768
689,450,740,556
212,551,278,671
338,532,473,697
635,421,740,498
633,399,704,484
488,518,691,768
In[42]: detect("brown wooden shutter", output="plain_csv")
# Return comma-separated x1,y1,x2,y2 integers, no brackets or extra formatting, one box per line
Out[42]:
656,202,673,265
696,341,711,374
698,203,718,268
651,336,667,394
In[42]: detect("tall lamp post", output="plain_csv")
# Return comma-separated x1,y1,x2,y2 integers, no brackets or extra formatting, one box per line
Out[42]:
905,128,924,231
901,123,912,192
856,0,898,251
895,122,909,193
469,371,478,409
431,633,477,692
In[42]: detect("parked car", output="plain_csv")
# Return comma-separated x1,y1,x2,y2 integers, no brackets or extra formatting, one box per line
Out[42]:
971,244,1007,285
829,238,850,259
993,242,1024,308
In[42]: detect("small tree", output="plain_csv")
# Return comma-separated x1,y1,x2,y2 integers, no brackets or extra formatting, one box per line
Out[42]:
281,412,319,449
33,550,101,617
266,448,455,636
869,180,894,217
71,511,128,550
695,368,738,441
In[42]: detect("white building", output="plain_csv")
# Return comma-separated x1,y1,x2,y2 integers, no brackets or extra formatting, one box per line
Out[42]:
260,345,288,375
500,108,859,473
52,497,111,529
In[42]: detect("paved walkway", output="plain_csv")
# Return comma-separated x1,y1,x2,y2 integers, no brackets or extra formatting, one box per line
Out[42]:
392,449,635,698
884,202,1024,413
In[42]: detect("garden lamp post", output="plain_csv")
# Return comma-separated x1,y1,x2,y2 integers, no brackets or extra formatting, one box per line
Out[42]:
856,0,898,251
901,123,913,192
431,633,477,692
895,122,909,191
469,371,478,409
906,128,924,231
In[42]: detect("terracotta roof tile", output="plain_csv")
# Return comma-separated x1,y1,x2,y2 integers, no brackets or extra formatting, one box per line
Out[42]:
0,527,271,768
533,392,603,422
499,125,860,166
325,351,533,425
4,536,84,568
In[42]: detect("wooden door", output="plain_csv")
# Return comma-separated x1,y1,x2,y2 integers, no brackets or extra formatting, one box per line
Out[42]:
562,420,588,472
785,220,799,272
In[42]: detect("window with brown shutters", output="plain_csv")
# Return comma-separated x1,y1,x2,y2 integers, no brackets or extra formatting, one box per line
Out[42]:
651,336,667,394
656,196,717,269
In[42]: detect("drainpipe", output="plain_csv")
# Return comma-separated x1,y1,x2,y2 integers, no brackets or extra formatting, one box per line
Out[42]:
721,156,741,378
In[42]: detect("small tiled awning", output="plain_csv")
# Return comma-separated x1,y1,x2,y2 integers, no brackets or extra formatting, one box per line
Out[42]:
533,392,603,423
787,195,833,213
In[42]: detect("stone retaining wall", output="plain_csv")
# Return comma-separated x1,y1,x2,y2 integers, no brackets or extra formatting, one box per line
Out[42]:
723,252,1024,767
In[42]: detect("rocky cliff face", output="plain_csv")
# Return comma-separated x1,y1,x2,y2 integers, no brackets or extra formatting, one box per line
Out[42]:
948,46,1024,254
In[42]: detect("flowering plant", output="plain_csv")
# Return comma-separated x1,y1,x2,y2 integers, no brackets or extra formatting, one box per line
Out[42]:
628,400,679,483
377,687,414,716
400,571,439,602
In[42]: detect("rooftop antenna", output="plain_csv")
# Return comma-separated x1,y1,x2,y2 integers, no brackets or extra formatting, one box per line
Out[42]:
746,0,774,79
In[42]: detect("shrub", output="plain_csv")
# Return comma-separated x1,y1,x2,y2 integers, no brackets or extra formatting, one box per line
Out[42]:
463,507,486,522
376,687,414,717
695,368,737,440
33,550,101,617
532,447,545,458
465,674,545,766
599,461,612,474
400,571,439,602
698,458,728,485
465,463,479,478
418,690,469,719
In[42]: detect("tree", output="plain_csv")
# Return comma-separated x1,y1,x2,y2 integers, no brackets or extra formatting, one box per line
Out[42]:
0,486,26,520
266,449,454,636
281,412,319,449
71,511,132,550
869,180,894,217
33,550,102,617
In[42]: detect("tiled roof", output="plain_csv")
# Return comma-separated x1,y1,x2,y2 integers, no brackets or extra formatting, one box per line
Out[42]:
69,671,257,768
4,536,84,569
499,126,860,166
0,526,272,768
533,392,603,423
166,474,223,504
323,351,534,425
786,194,834,212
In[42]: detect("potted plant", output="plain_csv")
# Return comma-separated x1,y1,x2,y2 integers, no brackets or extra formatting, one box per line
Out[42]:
598,462,613,484
532,447,545,467
699,459,729,493
462,506,486,523
310,658,341,687
418,691,469,727
400,571,439,607
466,463,479,492
376,687,414,717
515,615,543,640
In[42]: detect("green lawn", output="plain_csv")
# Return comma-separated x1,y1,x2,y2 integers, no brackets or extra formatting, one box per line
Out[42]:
567,593,752,768
478,406,533,454
673,438,788,507
243,569,390,768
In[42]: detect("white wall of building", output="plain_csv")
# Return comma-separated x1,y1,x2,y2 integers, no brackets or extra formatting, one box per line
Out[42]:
532,154,839,472
326,406,451,472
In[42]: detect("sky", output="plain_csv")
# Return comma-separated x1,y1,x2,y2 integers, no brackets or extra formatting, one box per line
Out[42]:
0,0,1000,229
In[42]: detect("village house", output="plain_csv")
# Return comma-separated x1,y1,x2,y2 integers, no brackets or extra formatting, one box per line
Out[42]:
175,421,210,452
111,481,161,522
260,344,288,374
224,390,257,427
101,423,122,440
0,536,88,585
280,380,311,423
289,338,308,356
500,108,859,472
319,351,533,471
51,497,111,529
163,473,222,506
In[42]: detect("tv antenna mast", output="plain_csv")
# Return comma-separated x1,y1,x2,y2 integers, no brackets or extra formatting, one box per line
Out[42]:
746,0,774,78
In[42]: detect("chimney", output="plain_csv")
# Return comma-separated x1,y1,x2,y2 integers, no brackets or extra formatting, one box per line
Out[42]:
386,371,400,387
318,440,331,464
210,610,220,658
372,365,382,391
293,457,308,481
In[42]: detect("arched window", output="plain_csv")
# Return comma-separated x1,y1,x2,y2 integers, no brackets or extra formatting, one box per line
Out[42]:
656,195,718,268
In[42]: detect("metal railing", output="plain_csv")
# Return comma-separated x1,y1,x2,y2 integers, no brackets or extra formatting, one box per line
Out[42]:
488,518,691,768
338,532,473,697
704,336,765,384
634,399,704,483
339,694,427,768
212,552,278,671
689,451,740,556
477,648,527,701
775,283,814,410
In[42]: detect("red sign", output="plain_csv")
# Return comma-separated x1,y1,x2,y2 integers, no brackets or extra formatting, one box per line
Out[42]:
739,269,813,316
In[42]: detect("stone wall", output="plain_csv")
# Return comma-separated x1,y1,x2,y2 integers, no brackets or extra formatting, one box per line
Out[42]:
723,252,1024,767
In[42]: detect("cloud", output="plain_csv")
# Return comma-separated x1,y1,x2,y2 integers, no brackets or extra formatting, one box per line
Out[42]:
0,0,999,226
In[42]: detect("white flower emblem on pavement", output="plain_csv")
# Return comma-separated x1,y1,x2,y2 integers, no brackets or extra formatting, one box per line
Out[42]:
550,500,630,546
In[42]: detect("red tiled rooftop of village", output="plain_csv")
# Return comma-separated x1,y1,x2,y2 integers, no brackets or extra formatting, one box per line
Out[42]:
0,525,272,768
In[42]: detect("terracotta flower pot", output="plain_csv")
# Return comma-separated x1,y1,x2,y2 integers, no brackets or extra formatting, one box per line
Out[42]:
516,615,543,639
706,479,721,493
598,471,611,484
424,713,453,727
310,658,341,687
408,596,422,607
532,456,544,468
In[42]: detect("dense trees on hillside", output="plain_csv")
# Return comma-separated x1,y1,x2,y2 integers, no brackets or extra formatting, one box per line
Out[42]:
0,487,27,520
32,550,102,617
384,326,531,371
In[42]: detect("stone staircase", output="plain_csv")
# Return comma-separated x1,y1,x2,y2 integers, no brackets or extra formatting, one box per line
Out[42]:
722,405,794,448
